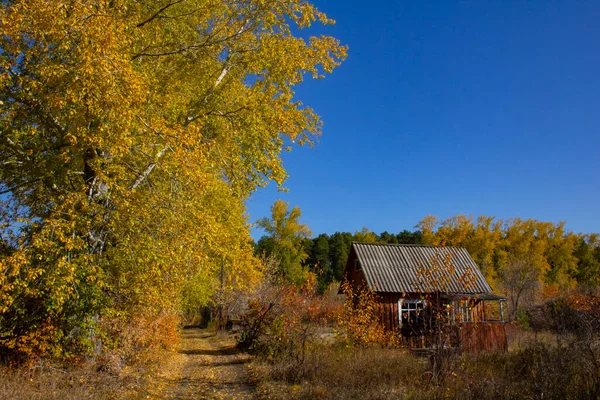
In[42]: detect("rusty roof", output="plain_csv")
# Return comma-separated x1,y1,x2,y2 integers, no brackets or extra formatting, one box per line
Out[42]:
352,242,493,294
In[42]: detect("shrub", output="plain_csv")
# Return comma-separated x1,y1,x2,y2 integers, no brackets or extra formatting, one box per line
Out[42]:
237,273,341,367
336,280,398,347
97,309,179,372
253,292,600,399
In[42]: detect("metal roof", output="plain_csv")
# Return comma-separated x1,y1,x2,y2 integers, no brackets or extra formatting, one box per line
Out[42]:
442,293,506,301
352,242,493,294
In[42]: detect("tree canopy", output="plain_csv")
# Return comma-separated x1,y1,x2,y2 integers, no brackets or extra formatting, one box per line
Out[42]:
417,214,600,318
256,199,312,283
0,0,346,360
262,216,599,303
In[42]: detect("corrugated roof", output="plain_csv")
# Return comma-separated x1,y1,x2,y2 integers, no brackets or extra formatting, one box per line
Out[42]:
353,242,493,294
442,293,506,301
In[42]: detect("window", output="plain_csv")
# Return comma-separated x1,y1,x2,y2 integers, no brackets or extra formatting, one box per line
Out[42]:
399,299,426,326
354,259,361,271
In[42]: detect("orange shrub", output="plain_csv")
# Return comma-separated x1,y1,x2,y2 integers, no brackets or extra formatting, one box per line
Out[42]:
238,273,341,363
541,283,560,300
98,310,179,372
336,281,398,347
1,319,62,366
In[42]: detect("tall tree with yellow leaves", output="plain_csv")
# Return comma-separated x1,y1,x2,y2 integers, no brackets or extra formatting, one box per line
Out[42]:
417,214,583,318
257,199,312,284
0,0,346,360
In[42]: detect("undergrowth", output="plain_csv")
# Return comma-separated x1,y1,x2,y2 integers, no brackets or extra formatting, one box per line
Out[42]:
0,364,125,400
254,335,600,400
252,293,600,399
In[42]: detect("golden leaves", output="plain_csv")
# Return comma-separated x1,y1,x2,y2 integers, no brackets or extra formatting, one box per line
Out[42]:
417,215,582,294
1,0,345,361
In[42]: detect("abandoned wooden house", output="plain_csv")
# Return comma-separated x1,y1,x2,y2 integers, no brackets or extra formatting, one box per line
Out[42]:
340,242,507,352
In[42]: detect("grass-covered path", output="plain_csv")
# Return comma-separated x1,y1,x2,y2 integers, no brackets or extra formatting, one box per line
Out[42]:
146,328,256,400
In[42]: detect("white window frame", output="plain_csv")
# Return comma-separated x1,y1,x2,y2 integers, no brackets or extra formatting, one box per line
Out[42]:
398,299,426,327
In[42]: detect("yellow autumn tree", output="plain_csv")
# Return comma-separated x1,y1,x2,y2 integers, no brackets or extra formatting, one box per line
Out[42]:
417,215,581,319
257,199,312,284
0,0,346,361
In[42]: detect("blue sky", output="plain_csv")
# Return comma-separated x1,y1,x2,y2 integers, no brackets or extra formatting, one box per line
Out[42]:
247,1,600,240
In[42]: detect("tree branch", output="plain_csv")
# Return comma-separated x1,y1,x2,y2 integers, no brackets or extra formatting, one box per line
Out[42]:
136,0,185,28
129,145,171,190
129,19,249,188
0,178,44,195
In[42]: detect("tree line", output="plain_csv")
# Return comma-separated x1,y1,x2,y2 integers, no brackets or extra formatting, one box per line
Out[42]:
257,226,423,291
256,203,600,318
419,215,600,319
254,200,423,291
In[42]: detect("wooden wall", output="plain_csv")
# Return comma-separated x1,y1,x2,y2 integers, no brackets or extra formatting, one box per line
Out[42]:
344,247,369,291
377,295,495,329
378,293,400,331
373,293,507,353
456,322,507,353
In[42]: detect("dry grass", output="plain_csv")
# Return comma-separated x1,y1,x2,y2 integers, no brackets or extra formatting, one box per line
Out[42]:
253,324,600,400
252,343,431,400
0,350,183,400
0,330,177,400
0,364,125,400
506,323,560,352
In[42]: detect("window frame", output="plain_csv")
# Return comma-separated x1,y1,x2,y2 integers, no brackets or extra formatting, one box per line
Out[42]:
398,298,426,326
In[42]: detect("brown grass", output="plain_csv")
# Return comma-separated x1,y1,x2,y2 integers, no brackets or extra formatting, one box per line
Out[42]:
252,343,431,400
0,364,122,400
505,323,560,352
0,354,176,400
253,324,600,400
0,317,179,400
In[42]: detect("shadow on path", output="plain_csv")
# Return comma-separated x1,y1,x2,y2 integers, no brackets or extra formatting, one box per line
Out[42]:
154,328,255,399
180,332,215,340
179,346,241,356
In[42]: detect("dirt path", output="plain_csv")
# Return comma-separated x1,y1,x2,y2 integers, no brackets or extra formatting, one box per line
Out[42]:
146,329,256,400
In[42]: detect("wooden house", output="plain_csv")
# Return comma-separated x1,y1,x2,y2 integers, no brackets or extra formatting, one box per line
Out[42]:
340,242,507,352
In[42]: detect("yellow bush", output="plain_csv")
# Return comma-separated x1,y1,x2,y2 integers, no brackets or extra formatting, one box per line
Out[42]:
337,281,398,347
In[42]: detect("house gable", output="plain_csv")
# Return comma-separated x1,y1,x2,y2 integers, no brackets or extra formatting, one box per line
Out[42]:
338,245,368,294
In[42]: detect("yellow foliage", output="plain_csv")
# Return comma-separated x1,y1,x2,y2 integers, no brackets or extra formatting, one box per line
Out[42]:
337,281,398,347
418,215,580,291
0,0,346,361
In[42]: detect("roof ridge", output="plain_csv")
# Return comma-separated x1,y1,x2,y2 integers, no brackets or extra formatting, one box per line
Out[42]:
352,242,463,249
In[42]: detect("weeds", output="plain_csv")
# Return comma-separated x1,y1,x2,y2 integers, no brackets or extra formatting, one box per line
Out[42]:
253,343,428,400
0,364,125,400
254,292,600,399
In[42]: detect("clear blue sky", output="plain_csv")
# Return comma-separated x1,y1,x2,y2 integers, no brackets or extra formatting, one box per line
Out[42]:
247,1,600,240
